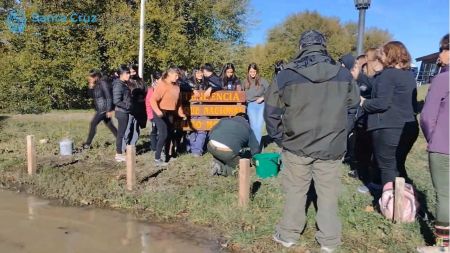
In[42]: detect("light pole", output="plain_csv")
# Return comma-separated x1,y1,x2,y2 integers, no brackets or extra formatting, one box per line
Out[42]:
138,0,145,79
355,0,371,56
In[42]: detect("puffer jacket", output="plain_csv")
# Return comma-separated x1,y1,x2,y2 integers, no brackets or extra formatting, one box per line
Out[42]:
113,79,132,113
88,78,113,113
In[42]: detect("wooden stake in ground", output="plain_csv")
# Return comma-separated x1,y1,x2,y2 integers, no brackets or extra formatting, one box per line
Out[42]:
238,159,251,208
126,145,136,191
394,177,405,222
26,135,36,175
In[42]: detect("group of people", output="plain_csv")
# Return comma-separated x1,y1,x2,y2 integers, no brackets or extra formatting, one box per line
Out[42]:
83,62,269,168
83,29,449,252
266,31,449,252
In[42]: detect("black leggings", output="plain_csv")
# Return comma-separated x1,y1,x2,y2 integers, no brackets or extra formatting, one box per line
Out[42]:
152,111,176,160
149,120,158,151
115,111,129,154
371,121,419,185
85,112,117,145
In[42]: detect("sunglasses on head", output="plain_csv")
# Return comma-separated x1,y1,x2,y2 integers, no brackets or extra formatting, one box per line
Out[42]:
439,47,449,53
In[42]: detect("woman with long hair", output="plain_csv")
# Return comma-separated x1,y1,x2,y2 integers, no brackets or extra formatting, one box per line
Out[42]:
360,41,419,185
112,65,132,162
83,69,117,149
220,63,242,91
190,67,207,93
124,64,147,150
244,63,270,144
145,71,162,152
186,68,208,157
150,67,187,166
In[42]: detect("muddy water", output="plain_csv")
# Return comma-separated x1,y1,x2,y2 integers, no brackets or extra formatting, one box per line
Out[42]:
0,190,221,253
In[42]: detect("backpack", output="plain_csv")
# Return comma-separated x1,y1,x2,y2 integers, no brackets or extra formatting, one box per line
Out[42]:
379,181,419,223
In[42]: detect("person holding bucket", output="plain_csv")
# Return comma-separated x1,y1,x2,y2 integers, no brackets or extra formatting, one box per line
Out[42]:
265,30,360,252
207,113,260,176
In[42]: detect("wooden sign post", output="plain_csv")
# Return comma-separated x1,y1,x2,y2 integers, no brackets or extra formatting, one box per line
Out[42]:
26,135,36,175
126,145,136,191
181,91,247,131
394,177,405,222
238,159,251,208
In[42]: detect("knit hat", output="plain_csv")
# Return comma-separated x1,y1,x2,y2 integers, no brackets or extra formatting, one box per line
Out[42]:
299,30,327,48
339,53,356,71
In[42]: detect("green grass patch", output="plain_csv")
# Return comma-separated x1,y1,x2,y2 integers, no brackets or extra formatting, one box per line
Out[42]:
0,86,436,252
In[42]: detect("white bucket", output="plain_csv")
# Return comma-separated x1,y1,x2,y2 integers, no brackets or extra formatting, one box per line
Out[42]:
59,139,73,156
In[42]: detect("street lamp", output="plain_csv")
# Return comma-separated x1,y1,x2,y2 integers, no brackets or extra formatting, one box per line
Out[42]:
355,0,371,56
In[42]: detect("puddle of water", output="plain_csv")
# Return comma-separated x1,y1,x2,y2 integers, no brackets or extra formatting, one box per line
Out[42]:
0,190,221,253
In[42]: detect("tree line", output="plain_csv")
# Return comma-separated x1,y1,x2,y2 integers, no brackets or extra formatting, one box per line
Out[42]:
0,1,391,113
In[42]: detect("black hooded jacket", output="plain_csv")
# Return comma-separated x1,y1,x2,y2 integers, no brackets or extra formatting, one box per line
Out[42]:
129,77,148,128
88,77,113,113
264,45,360,160
204,74,222,92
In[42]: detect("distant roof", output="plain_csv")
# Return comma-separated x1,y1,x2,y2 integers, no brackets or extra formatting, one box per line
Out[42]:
416,52,439,62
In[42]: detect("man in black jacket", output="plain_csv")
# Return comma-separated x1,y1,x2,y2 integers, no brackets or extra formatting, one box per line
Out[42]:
265,30,360,251
83,70,117,149
207,113,260,176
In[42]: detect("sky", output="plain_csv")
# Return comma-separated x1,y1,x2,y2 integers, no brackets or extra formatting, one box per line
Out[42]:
246,0,449,64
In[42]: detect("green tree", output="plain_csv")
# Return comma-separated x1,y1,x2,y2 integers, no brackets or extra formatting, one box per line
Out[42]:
244,11,393,79
0,0,250,113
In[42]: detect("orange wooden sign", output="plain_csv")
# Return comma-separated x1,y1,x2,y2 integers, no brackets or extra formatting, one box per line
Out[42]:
184,105,246,117
182,91,246,103
182,118,220,131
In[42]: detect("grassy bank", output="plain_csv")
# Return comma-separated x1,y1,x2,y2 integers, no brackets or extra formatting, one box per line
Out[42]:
0,85,437,252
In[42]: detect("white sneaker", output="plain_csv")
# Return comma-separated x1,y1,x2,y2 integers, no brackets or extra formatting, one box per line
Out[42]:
272,233,297,248
357,185,370,194
115,154,126,162
417,246,449,253
321,246,337,253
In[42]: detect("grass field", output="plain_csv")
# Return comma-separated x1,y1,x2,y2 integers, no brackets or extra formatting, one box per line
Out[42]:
0,85,437,252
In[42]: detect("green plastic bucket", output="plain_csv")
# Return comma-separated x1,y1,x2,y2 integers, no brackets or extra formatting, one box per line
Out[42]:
253,153,281,179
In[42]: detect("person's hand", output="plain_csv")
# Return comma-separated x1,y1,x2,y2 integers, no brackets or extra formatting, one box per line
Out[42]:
205,88,212,98
106,111,113,118
155,110,163,118
193,90,200,98
351,63,361,80
256,97,264,104
373,60,383,72
360,97,366,106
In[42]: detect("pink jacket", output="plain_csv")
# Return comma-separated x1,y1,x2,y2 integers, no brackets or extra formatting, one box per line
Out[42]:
145,87,154,120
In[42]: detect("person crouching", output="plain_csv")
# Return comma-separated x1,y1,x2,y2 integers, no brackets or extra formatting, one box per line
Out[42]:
207,113,261,176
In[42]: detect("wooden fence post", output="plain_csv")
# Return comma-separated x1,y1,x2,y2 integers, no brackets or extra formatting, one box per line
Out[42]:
394,177,405,222
27,135,36,175
238,159,251,208
126,145,136,191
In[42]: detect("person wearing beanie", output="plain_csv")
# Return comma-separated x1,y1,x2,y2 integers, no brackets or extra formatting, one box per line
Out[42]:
265,30,360,252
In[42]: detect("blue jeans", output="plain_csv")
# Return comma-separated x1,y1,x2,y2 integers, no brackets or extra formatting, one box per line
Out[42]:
122,114,140,153
247,101,264,144
187,131,207,155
